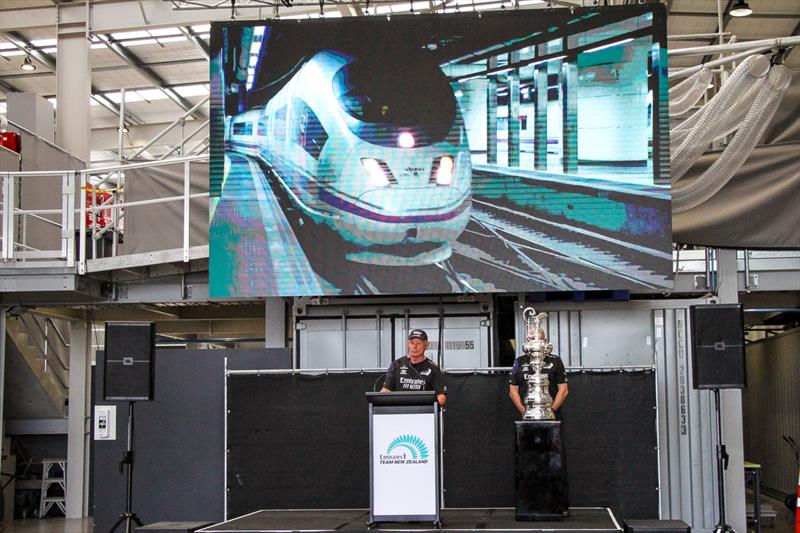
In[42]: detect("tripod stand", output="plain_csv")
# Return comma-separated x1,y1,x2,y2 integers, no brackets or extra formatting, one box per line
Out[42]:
712,389,736,533
109,401,143,533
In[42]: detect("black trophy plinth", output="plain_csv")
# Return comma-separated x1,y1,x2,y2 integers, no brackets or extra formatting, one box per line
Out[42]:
514,420,567,521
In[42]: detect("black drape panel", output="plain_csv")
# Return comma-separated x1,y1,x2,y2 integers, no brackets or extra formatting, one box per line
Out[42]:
227,373,378,517
227,371,658,519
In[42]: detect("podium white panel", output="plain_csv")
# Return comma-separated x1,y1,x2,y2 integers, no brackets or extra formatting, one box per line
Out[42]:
371,412,438,519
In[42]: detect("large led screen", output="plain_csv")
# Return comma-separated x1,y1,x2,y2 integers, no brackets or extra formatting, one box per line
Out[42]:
210,6,672,297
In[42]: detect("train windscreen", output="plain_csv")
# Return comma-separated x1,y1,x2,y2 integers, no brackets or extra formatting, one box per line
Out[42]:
333,55,457,147
210,8,673,297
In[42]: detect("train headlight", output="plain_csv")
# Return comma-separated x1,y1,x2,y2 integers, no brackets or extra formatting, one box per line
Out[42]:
398,132,415,149
436,156,454,185
361,158,391,187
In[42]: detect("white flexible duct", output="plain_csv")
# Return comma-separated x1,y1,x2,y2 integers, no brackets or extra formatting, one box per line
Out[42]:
669,69,707,100
671,77,764,147
673,65,792,213
670,55,771,182
669,69,713,117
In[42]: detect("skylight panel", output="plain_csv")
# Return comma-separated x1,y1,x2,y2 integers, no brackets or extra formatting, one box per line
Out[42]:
148,27,182,37
174,85,209,97
111,30,151,40
136,89,169,101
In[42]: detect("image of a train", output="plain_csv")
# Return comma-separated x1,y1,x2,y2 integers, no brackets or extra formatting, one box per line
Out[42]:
226,50,473,266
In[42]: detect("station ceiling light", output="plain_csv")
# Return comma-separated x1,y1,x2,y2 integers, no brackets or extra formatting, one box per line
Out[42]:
729,1,752,17
20,55,36,72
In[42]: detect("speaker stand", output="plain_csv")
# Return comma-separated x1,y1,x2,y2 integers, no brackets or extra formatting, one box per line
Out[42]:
109,401,143,533
711,389,736,533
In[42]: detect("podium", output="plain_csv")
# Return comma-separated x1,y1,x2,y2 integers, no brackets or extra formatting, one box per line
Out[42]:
514,420,568,520
366,392,441,525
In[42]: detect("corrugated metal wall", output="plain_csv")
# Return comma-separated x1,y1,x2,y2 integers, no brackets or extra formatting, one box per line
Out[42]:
743,328,800,495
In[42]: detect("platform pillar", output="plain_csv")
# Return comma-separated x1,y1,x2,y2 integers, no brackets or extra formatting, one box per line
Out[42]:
507,52,521,168
533,65,548,171
561,59,578,174
486,56,498,165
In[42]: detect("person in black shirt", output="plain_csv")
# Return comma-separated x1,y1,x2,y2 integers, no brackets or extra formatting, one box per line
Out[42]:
381,329,447,406
508,329,568,417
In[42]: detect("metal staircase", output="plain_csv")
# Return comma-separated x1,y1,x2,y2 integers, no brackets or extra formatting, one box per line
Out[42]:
5,313,69,418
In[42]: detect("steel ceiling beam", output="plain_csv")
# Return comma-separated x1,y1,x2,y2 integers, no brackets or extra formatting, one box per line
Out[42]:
3,31,56,70
0,57,208,80
0,31,144,125
0,78,19,94
180,26,210,60
95,33,206,120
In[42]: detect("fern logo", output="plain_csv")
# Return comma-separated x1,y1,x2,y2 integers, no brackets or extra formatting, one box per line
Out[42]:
385,434,429,460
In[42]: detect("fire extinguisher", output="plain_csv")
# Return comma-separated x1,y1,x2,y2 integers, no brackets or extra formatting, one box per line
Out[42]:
85,188,113,230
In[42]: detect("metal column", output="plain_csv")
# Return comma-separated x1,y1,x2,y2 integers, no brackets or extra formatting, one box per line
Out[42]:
55,13,91,162
66,321,91,518
265,297,286,348
533,65,548,170
0,307,7,483
561,59,578,174
716,249,747,533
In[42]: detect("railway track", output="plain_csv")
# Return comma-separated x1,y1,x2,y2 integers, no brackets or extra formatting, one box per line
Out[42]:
238,155,672,295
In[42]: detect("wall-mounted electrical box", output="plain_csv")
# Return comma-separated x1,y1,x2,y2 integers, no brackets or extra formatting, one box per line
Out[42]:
94,405,117,440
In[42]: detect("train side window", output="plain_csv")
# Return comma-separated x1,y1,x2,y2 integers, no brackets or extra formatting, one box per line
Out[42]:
273,106,287,139
232,122,252,136
297,103,328,160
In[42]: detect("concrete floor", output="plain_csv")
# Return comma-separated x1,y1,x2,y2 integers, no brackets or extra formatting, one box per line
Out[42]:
0,518,92,533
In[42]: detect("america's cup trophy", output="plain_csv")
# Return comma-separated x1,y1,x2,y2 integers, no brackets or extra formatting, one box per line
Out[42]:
520,307,555,421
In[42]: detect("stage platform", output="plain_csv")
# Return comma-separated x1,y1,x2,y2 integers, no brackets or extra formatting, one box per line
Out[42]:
201,508,622,533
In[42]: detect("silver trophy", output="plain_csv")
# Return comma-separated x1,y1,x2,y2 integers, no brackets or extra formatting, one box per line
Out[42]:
520,307,555,421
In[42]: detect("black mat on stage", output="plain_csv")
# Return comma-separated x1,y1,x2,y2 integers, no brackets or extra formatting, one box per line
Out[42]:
201,508,622,532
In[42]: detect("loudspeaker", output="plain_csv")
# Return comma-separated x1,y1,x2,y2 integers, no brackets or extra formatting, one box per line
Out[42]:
690,304,746,389
104,322,156,401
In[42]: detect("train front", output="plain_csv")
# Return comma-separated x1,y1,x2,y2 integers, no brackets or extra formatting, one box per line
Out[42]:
328,52,472,266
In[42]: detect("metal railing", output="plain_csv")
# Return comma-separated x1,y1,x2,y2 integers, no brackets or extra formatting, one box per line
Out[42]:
77,155,209,273
0,171,77,267
1,155,208,274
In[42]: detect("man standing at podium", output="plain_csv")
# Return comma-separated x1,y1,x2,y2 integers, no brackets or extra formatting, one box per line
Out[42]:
381,329,447,407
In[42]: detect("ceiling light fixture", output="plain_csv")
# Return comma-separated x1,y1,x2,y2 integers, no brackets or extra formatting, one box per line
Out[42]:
729,0,752,17
20,55,36,72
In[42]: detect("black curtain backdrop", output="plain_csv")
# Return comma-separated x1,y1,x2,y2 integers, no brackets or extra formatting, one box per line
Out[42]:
227,370,657,520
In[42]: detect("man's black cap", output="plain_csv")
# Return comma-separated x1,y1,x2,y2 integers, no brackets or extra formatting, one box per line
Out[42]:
408,329,428,341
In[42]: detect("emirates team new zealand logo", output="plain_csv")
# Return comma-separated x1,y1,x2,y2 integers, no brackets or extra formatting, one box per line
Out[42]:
380,434,430,464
